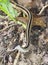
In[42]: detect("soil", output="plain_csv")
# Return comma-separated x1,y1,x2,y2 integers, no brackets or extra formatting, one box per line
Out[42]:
0,0,48,65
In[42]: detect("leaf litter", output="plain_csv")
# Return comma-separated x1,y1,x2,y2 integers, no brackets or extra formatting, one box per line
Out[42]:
0,0,48,65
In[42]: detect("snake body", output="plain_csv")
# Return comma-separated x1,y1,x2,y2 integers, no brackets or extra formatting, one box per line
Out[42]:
0,1,32,53
14,3,32,48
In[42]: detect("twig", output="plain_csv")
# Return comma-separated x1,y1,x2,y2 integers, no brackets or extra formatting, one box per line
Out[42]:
0,24,17,32
13,51,20,65
38,4,48,15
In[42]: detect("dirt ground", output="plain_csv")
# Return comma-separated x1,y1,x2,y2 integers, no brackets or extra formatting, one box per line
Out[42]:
0,0,48,65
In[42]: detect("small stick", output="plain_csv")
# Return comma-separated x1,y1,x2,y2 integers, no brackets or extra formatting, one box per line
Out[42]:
13,51,20,65
13,52,20,65
38,4,48,15
0,24,17,32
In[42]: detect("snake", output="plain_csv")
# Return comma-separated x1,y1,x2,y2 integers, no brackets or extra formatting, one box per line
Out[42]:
6,0,32,53
11,0,32,48
0,1,32,53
